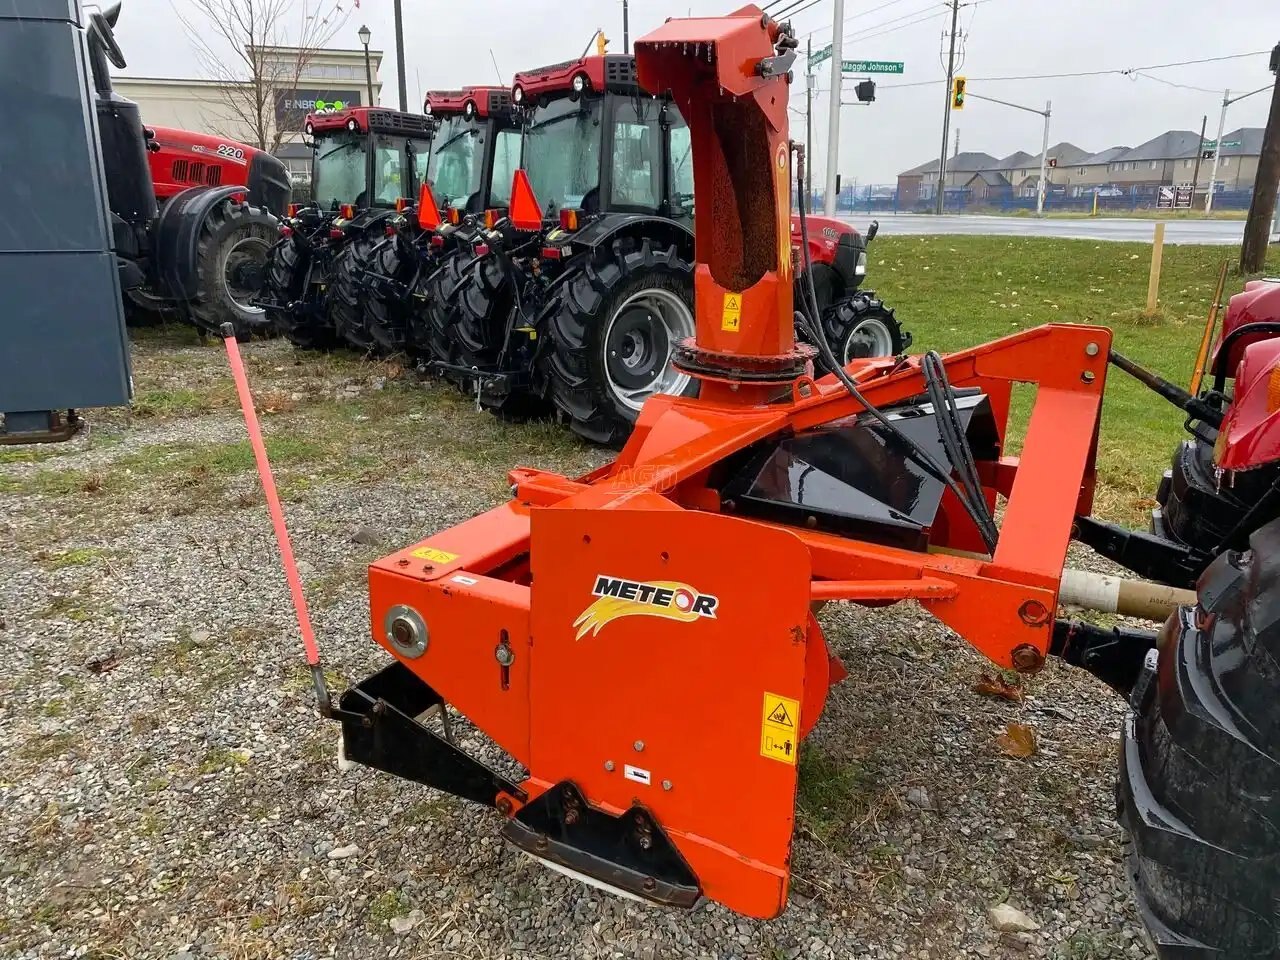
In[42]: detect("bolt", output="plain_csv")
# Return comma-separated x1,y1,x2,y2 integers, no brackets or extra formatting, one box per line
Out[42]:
564,808,580,826
643,877,657,892
396,558,410,567
1082,371,1096,384
1085,342,1100,357
633,740,645,752
1018,599,1050,626
535,836,548,852
1011,644,1045,674
496,797,513,816
637,834,653,851
604,760,615,772
662,780,673,791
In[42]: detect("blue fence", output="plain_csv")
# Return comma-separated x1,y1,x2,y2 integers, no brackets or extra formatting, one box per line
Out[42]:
799,184,1256,215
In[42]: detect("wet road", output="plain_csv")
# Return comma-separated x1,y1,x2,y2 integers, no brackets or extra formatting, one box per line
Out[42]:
841,212,1250,245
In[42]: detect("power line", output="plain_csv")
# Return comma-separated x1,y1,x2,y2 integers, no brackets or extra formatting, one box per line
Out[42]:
845,7,950,44
1129,72,1226,95
875,49,1272,88
840,3,946,42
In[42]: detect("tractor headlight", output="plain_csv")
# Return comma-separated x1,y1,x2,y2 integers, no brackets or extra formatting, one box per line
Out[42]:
855,250,867,277
424,102,432,115
572,73,588,93
513,85,525,104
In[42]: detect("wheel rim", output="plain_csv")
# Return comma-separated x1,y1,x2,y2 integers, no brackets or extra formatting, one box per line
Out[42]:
603,288,694,412
842,315,894,363
223,236,272,314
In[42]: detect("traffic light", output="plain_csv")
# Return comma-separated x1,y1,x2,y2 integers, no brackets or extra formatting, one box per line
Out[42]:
951,75,966,110
855,80,876,103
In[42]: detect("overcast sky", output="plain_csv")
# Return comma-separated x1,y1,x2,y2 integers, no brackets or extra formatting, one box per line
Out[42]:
115,0,1278,184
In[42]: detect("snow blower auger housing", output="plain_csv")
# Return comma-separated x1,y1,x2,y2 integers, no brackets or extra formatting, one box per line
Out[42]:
335,7,1111,919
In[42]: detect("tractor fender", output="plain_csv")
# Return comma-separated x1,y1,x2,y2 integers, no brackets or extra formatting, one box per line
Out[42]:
566,214,694,262
152,185,255,300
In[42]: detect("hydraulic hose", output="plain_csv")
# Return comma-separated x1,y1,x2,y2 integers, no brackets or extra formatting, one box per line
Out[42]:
792,145,998,553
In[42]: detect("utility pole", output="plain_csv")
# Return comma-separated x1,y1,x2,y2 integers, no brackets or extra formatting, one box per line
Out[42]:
954,127,960,158
1207,91,1229,212
824,0,845,216
1240,43,1280,274
806,38,814,209
392,0,407,111
935,0,961,215
623,0,630,54
1207,84,1274,212
1190,114,1207,207
1036,100,1051,217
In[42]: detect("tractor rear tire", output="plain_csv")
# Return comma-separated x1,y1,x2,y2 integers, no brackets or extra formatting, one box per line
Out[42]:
548,240,695,448
452,254,551,421
365,240,421,356
814,292,907,376
1117,517,1280,958
329,238,377,353
423,250,469,370
265,238,338,351
185,199,277,339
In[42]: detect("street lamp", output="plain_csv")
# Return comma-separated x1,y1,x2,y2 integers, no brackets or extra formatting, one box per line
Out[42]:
357,24,373,108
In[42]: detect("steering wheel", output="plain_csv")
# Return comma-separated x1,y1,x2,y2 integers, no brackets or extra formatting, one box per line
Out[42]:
88,8,126,69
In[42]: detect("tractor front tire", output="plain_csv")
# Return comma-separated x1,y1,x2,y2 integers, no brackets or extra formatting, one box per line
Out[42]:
329,238,378,353
185,199,278,339
548,240,695,447
815,292,907,376
1118,517,1280,958
265,238,338,351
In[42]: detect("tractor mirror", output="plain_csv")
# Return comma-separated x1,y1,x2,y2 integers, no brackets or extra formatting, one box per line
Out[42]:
866,220,879,243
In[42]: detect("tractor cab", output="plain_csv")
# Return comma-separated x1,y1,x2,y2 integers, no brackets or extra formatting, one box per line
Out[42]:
424,87,520,221
512,54,691,226
303,107,435,214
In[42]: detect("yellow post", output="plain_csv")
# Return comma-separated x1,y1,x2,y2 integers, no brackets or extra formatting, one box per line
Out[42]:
1092,191,1099,217
1145,223,1166,316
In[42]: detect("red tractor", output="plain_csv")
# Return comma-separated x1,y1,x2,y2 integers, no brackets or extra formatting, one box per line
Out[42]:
436,53,906,444
360,87,521,356
89,3,288,337
261,105,435,351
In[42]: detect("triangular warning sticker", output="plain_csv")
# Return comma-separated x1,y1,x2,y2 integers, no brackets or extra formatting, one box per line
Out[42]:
767,703,794,727
417,181,441,230
726,295,740,309
509,168,543,231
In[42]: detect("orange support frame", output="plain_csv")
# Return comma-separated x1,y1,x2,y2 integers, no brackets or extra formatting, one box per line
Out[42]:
366,322,1111,918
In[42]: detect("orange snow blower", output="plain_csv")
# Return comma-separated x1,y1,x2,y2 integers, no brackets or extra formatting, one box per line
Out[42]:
331,7,1114,919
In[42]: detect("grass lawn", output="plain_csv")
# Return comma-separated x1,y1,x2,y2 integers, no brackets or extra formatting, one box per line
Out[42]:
869,235,1279,525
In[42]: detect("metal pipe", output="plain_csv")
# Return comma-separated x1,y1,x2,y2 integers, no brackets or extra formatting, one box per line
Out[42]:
1059,568,1195,623
1207,90,1228,212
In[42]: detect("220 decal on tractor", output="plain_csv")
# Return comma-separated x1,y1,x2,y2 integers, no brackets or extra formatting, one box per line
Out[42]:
242,8,1278,955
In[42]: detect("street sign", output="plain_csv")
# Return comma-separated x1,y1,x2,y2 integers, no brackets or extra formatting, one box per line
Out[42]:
811,44,832,68
1222,139,1243,148
842,59,904,74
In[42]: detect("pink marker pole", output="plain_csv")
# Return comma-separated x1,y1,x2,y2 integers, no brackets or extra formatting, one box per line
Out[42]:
220,324,332,713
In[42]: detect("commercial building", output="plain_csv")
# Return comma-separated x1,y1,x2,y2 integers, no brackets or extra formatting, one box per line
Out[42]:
115,44,385,185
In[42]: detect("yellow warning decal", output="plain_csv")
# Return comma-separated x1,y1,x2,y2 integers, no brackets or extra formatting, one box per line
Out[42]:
722,292,742,332
411,546,459,564
760,691,800,765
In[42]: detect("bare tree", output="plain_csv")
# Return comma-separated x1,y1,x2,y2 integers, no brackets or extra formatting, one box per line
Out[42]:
175,0,351,152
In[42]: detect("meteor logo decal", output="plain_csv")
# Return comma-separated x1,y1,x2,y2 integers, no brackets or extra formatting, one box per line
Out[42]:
573,574,719,640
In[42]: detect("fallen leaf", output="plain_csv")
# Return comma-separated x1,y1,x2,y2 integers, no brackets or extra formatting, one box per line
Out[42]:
996,722,1037,759
974,672,1025,703
87,651,122,674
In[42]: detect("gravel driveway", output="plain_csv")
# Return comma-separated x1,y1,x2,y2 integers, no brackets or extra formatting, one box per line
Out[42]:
1,328,1155,959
